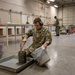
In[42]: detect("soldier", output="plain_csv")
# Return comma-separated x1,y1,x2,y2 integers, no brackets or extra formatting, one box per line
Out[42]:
54,16,60,36
22,17,52,56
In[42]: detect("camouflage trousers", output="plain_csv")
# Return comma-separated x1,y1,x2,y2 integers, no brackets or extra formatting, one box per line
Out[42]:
24,44,40,56
55,26,60,35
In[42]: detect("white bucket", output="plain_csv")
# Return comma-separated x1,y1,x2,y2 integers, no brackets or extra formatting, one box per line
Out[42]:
31,47,50,66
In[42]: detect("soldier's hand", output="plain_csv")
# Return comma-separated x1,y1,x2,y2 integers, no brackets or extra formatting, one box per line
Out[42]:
22,39,27,45
41,44,47,49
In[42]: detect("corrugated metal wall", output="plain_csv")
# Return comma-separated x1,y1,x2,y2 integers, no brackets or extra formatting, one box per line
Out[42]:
58,5,75,27
0,0,57,36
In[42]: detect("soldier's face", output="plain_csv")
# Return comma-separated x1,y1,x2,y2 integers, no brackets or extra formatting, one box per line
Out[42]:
34,22,42,29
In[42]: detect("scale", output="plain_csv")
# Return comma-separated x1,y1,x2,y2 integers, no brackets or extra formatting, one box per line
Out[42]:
0,55,34,73
0,42,34,73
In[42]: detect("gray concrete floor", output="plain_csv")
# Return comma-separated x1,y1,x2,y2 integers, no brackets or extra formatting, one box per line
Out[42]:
0,34,75,75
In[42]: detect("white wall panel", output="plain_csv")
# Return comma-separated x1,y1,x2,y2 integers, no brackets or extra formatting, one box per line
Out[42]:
50,6,57,24
58,6,75,26
22,15,27,24
0,0,57,25
0,11,10,23
11,13,20,23
41,17,44,23
0,0,57,36
28,16,33,24
58,8,62,18
1,0,24,6
45,7,49,17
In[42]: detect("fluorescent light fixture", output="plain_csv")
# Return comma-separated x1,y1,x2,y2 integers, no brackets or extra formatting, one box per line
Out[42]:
47,0,50,4
54,5,58,8
50,0,55,2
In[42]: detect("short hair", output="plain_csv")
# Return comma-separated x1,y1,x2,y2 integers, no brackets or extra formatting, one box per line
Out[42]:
33,17,41,24
54,16,57,18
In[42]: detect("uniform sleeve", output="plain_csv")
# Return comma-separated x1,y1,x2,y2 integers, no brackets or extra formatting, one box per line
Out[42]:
23,29,33,40
44,30,52,46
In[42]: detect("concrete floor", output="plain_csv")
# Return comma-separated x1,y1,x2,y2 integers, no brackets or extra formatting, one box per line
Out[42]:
0,34,75,75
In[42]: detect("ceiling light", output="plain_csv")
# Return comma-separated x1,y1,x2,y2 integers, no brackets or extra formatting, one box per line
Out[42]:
54,5,58,8
50,0,55,2
47,0,50,4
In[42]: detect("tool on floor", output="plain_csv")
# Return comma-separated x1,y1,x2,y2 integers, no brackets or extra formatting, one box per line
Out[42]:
18,42,26,64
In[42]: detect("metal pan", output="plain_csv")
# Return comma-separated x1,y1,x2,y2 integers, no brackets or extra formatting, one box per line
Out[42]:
0,55,34,73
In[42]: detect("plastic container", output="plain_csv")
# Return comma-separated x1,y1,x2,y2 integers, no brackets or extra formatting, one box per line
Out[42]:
31,47,50,66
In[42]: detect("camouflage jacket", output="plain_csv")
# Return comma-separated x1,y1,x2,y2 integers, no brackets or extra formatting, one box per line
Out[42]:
55,18,59,26
24,26,52,52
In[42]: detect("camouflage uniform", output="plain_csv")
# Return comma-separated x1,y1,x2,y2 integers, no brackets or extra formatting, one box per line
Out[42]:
23,26,52,55
54,18,60,36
